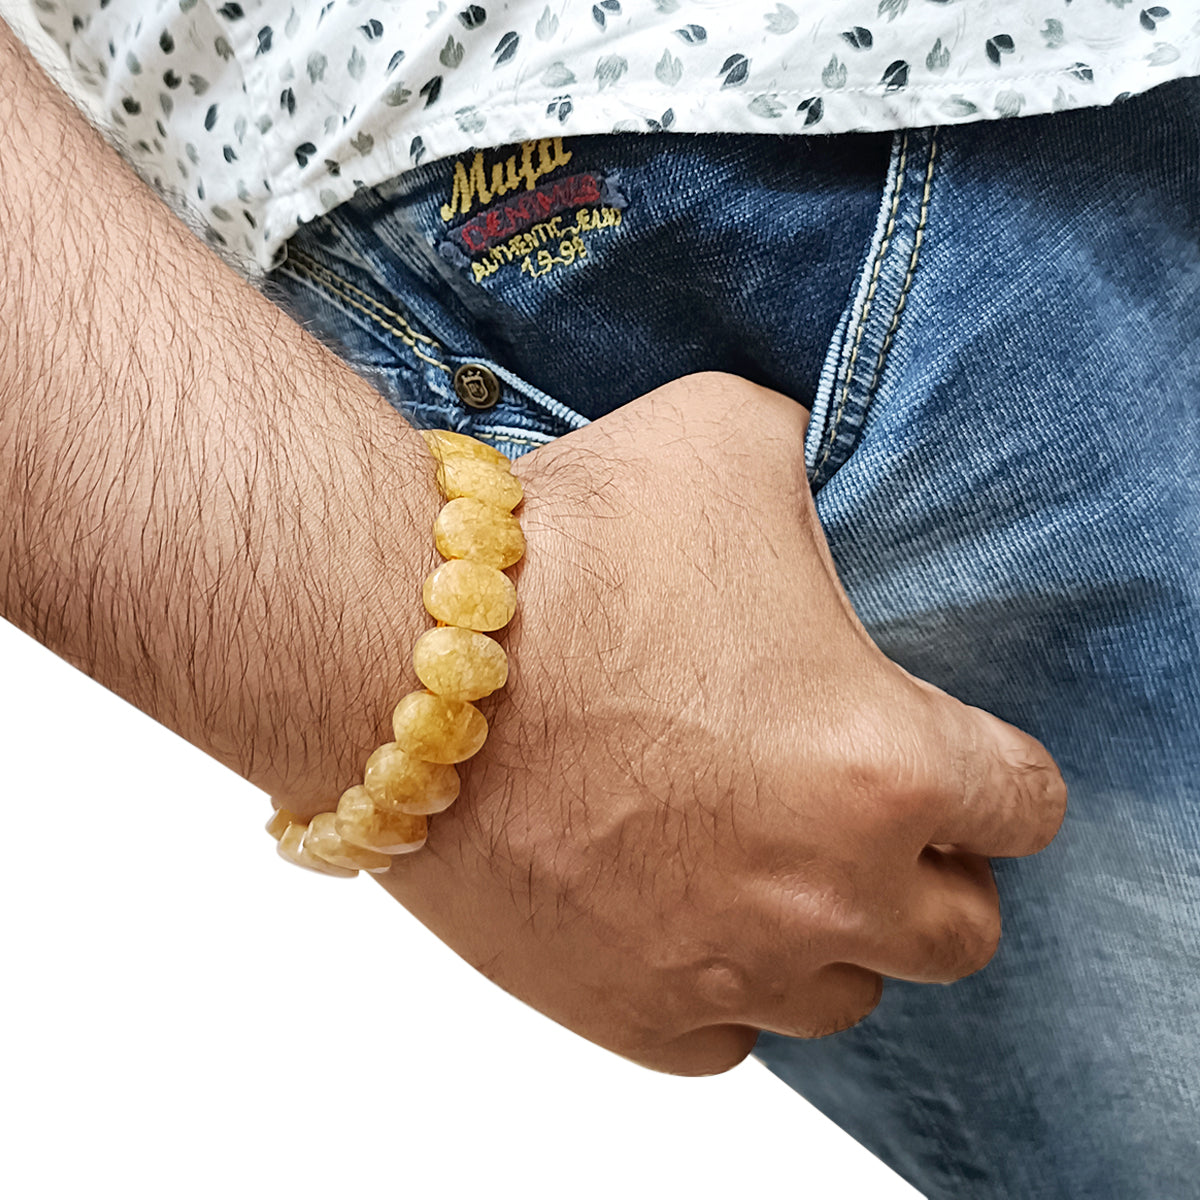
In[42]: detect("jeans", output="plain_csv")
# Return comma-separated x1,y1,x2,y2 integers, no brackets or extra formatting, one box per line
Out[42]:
264,82,1200,1199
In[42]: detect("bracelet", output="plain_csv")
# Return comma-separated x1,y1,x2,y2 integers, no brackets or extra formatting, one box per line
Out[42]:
265,429,523,877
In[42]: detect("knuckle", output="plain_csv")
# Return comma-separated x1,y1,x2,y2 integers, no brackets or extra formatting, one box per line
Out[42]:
905,891,1001,981
629,1025,759,1077
1022,759,1069,854
802,968,884,1038
691,956,755,1020
840,698,944,837
947,902,1002,977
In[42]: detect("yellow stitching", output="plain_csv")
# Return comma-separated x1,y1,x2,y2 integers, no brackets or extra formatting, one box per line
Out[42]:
289,250,444,351
864,132,939,399
287,248,444,351
816,131,909,477
286,260,452,374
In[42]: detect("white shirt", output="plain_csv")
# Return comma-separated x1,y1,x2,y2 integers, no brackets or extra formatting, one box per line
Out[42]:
34,0,1200,270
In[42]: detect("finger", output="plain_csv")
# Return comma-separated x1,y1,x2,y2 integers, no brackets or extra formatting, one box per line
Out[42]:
630,1023,761,1077
927,698,1068,858
746,963,884,1040
852,847,1001,984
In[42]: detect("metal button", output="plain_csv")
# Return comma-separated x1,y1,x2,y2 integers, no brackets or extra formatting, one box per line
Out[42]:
453,363,501,411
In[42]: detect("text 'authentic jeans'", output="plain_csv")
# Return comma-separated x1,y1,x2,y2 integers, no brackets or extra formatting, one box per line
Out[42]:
265,80,1200,1200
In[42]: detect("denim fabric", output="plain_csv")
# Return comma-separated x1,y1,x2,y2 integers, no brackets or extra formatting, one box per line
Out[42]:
264,87,1200,1199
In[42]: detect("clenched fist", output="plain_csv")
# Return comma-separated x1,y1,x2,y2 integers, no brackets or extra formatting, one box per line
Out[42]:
380,372,1067,1075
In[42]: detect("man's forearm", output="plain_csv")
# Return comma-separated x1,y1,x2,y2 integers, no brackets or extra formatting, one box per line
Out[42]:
0,21,441,809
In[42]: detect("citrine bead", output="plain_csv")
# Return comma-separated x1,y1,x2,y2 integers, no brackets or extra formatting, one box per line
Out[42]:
435,457,523,511
392,690,488,764
363,740,460,814
335,785,428,854
277,822,358,877
304,812,392,873
413,625,508,701
265,807,298,841
423,558,517,631
434,497,525,569
420,428,508,468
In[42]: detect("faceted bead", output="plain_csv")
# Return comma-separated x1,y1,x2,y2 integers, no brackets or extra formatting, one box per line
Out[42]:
423,559,517,632
277,822,358,877
413,626,508,701
392,690,488,764
363,741,460,814
335,785,428,854
265,806,298,841
420,428,508,468
434,497,525,569
304,812,392,874
435,457,523,511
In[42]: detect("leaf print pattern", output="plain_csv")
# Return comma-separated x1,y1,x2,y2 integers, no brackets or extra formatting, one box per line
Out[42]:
986,34,1016,66
656,50,683,86
796,96,823,125
1147,41,1181,62
1042,19,1066,49
542,61,576,86
765,5,797,35
822,55,848,88
719,53,749,88
493,31,519,66
40,0,1200,269
748,93,783,117
595,55,629,88
593,1,621,31
926,38,950,72
535,7,558,40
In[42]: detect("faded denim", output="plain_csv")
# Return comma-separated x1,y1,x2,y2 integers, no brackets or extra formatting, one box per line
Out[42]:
265,81,1200,1199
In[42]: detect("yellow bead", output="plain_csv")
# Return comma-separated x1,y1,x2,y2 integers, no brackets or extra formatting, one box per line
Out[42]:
423,559,517,631
392,690,488,764
421,428,509,468
335,785,428,854
363,741,460,814
277,822,358,877
436,457,523,511
413,626,508,701
265,806,298,841
304,812,393,874
434,497,525,568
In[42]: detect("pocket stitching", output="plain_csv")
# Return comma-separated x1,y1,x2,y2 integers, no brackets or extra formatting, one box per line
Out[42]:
284,249,453,375
863,131,939,400
813,131,910,479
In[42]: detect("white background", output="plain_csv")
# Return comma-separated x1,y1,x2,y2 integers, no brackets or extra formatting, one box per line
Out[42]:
0,5,918,1197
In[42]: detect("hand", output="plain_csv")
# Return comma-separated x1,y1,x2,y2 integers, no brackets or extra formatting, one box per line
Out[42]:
379,372,1067,1075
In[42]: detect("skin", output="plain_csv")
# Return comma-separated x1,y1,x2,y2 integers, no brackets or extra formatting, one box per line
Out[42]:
0,20,1066,1077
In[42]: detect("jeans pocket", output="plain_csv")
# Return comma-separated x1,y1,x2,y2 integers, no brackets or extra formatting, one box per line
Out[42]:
266,212,590,460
